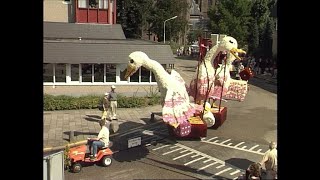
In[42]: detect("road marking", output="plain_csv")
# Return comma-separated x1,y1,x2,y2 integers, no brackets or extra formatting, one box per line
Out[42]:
213,140,219,143
249,145,259,151
152,144,169,150
197,162,218,171
230,170,241,175
214,167,232,176
216,164,225,169
242,146,247,149
162,147,183,155
170,145,179,149
220,139,231,144
234,142,245,147
179,149,189,153
203,137,218,141
172,152,194,160
171,142,226,165
201,139,265,155
184,156,206,166
191,154,200,158
227,143,232,146
203,159,213,163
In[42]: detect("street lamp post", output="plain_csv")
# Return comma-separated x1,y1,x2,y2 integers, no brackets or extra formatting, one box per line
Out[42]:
163,15,178,44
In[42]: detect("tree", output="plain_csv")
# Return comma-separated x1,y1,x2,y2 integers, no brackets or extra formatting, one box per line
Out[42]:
149,0,189,43
250,0,270,46
260,17,274,58
187,29,203,44
207,0,252,47
116,0,154,38
248,19,259,56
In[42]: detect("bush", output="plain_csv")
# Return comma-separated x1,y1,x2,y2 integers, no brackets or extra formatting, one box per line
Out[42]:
43,94,161,111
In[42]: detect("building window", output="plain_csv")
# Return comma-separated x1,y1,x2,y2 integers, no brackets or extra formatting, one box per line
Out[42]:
94,64,104,82
55,63,66,82
78,0,87,8
81,64,92,82
43,63,53,82
130,69,139,82
141,67,150,82
71,64,79,81
89,0,98,8
99,0,108,9
106,64,116,82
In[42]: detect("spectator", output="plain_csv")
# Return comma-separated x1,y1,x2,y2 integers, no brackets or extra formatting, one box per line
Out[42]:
108,85,118,120
101,92,109,120
259,141,277,179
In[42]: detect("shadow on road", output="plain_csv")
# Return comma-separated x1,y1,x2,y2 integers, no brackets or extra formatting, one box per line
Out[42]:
225,158,255,171
248,78,277,94
112,144,150,162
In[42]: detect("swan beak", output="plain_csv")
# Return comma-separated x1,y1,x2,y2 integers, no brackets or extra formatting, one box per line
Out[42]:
230,48,246,60
124,66,135,80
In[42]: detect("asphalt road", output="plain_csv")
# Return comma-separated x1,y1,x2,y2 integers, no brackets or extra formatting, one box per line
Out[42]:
65,57,277,179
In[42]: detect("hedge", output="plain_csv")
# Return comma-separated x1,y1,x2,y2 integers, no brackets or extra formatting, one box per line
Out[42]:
44,94,162,111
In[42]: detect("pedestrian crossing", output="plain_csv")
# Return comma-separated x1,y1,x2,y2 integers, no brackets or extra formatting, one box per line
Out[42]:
201,137,268,155
112,125,270,179
150,139,245,179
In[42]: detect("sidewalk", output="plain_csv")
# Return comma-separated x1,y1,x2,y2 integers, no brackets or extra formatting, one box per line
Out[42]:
43,105,162,150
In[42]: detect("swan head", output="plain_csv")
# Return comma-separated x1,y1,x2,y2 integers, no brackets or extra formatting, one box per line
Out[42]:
124,51,150,80
219,36,246,60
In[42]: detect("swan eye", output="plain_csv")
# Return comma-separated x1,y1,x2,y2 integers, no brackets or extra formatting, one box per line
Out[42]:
130,59,134,63
229,40,233,44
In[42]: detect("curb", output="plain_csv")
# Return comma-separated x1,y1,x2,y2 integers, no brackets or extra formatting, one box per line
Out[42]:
43,119,163,153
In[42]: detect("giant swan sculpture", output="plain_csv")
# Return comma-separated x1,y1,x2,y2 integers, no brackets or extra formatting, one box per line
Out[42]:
188,36,245,104
124,51,202,128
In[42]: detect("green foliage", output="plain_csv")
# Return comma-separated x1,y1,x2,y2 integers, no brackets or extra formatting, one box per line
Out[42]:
43,94,161,111
208,0,253,47
187,29,203,45
64,145,71,170
260,17,274,58
248,19,259,55
117,0,154,38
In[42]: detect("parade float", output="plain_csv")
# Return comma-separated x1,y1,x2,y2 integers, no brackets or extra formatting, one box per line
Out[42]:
124,36,252,139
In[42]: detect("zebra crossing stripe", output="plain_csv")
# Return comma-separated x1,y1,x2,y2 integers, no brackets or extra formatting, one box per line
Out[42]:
162,147,183,155
191,154,200,158
216,164,225,169
197,162,218,171
184,156,206,166
214,167,232,176
234,142,245,147
152,144,170,150
220,139,231,144
230,170,241,175
179,149,189,153
201,139,265,155
205,137,218,141
203,159,213,163
172,151,194,160
249,145,259,150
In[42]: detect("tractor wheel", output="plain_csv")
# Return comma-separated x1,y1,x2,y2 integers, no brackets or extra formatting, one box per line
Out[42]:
101,156,112,167
71,163,82,173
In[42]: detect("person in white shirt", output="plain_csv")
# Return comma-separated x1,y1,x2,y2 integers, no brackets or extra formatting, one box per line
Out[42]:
88,119,110,161
259,141,277,179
